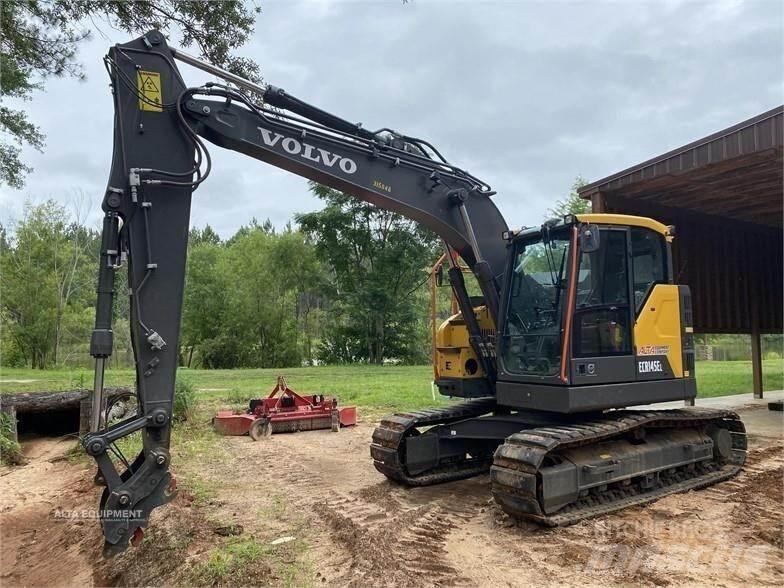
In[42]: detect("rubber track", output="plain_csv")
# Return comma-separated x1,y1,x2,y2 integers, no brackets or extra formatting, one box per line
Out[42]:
490,407,747,526
370,397,497,486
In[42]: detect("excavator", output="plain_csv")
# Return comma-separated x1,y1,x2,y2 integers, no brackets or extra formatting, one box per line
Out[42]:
83,31,747,553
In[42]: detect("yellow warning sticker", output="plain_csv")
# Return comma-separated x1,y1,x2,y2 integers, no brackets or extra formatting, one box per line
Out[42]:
137,70,163,112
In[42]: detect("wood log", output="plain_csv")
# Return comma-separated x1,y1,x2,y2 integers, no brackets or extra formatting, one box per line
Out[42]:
1,388,133,437
0,388,132,413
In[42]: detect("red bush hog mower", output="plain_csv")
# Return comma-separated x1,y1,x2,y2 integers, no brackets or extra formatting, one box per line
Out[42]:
213,376,357,440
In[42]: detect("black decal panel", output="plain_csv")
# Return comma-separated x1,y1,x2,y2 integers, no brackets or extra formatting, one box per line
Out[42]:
635,354,674,380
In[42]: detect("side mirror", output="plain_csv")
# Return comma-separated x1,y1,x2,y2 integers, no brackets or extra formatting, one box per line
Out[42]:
579,223,600,253
435,264,445,287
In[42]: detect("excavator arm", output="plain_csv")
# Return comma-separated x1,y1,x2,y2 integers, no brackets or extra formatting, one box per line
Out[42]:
85,31,508,553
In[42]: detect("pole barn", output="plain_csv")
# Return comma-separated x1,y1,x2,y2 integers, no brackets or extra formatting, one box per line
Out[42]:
579,106,783,398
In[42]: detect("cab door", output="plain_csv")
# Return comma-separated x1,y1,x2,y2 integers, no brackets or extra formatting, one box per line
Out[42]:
570,227,636,385
630,227,682,380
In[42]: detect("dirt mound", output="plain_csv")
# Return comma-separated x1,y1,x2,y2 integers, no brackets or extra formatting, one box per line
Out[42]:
1,502,99,587
0,437,218,588
0,437,102,588
94,500,214,587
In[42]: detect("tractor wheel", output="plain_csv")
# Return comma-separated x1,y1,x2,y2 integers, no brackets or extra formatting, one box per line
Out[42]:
249,418,272,441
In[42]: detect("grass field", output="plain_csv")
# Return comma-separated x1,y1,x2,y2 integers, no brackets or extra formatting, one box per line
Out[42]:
0,365,447,412
1,360,782,410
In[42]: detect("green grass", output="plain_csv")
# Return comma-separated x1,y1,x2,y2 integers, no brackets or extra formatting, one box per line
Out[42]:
0,365,133,393
0,364,445,412
691,359,783,398
179,473,218,506
190,536,310,587
1,361,781,406
0,411,23,464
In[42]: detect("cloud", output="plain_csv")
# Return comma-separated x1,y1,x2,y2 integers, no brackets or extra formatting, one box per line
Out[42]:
1,0,780,235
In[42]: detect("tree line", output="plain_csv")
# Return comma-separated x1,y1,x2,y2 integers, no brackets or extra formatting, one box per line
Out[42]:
1,175,597,370
0,184,438,369
1,199,98,367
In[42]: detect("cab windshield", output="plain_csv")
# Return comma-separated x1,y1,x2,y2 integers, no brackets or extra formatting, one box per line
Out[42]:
502,230,571,377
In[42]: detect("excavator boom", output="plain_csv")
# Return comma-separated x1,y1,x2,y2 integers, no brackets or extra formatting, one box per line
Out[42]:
85,30,506,553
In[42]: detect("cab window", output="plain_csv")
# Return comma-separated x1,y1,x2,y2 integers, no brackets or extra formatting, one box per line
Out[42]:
502,231,571,377
573,229,632,358
630,227,667,313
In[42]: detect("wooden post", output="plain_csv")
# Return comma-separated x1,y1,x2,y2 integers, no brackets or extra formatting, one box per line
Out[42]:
79,395,93,435
751,325,763,399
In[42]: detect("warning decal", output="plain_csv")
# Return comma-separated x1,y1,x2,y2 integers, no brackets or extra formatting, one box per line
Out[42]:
137,70,163,112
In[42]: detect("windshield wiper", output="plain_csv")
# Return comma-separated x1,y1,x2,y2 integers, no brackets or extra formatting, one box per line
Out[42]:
542,228,566,302
552,246,567,312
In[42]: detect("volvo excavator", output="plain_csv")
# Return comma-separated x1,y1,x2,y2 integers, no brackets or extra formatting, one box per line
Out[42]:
83,31,747,553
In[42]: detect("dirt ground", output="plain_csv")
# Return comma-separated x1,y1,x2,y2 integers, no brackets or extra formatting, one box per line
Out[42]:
1,404,782,587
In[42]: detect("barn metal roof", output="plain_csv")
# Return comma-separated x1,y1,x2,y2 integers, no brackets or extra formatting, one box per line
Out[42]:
579,106,783,227
578,106,783,334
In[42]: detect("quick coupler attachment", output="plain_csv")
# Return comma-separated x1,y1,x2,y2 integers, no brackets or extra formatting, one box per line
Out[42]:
82,421,178,555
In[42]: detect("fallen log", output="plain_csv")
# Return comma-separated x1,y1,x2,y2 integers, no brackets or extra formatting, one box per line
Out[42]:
0,387,133,441
0,387,132,412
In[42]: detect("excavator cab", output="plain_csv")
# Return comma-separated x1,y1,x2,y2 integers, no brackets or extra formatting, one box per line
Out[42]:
494,213,696,412
432,213,695,411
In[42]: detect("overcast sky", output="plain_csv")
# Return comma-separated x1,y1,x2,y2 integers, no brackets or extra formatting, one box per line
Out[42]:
1,0,781,236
